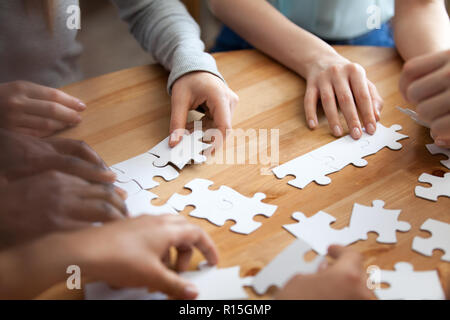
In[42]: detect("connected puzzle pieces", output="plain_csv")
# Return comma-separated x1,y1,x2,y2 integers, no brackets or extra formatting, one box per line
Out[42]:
415,172,450,201
412,218,450,262
148,131,211,170
283,200,410,254
251,239,324,295
167,179,277,235
371,262,445,300
272,123,408,189
426,144,450,169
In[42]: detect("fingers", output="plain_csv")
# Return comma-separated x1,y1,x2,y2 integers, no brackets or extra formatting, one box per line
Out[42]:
407,67,448,104
368,81,383,120
175,244,194,272
332,76,363,139
304,85,319,129
148,261,198,299
349,71,377,135
46,138,108,169
79,184,128,218
169,91,191,147
22,82,86,112
73,199,126,223
327,245,363,270
319,81,343,137
209,95,233,139
416,90,450,124
400,51,447,98
431,114,450,148
23,99,82,125
13,113,67,134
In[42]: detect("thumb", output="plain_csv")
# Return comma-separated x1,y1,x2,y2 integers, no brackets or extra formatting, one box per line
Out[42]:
151,262,198,299
169,92,191,148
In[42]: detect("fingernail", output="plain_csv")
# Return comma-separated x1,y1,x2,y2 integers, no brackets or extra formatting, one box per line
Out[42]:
169,132,178,144
352,127,362,139
333,125,343,137
367,123,376,135
435,139,446,147
308,119,316,129
78,101,87,109
183,284,198,299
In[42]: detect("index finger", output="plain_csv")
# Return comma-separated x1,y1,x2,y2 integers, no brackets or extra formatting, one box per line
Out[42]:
209,96,233,140
327,245,363,270
169,92,191,147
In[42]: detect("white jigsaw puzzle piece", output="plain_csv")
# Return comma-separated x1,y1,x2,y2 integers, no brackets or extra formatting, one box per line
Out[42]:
168,179,277,235
415,172,450,201
85,263,252,300
412,218,450,262
283,211,360,255
251,239,324,295
110,167,132,184
426,144,450,169
149,131,211,170
372,262,445,300
126,190,177,217
112,177,142,197
112,153,179,190
348,200,411,244
272,123,408,189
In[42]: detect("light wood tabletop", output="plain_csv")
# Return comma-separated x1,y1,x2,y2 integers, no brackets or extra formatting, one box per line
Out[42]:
40,46,449,299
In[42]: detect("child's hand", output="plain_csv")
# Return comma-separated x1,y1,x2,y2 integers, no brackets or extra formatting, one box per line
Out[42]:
75,215,219,299
0,81,86,137
304,54,383,139
169,71,239,147
276,246,373,300
399,49,450,148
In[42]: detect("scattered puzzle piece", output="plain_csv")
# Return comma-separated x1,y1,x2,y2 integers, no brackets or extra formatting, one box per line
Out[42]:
126,190,177,217
371,262,445,300
273,123,408,189
415,172,450,201
85,263,253,300
426,144,450,169
412,218,450,262
112,153,179,190
348,200,411,244
251,239,324,295
167,179,277,235
149,131,211,170
283,211,359,255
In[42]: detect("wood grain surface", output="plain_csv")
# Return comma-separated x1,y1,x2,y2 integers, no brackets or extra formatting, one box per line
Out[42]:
39,47,449,299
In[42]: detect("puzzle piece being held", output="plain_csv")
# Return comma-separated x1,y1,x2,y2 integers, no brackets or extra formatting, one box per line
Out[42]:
149,131,211,170
85,263,253,300
112,153,179,190
348,200,411,244
426,144,450,169
168,179,277,235
371,262,445,300
415,172,450,201
412,218,450,262
251,239,324,295
283,211,359,255
273,123,408,189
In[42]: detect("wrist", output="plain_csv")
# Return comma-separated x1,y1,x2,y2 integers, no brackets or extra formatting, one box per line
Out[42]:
296,48,346,79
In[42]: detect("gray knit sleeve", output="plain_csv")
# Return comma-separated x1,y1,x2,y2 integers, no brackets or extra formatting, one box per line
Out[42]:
110,0,224,94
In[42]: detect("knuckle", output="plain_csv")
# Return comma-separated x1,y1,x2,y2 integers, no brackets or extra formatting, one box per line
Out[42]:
48,89,61,101
329,65,341,76
339,93,354,105
47,102,59,117
10,80,27,92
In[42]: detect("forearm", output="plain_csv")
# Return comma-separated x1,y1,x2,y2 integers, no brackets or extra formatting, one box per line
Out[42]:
0,233,85,299
209,0,339,78
111,0,223,93
394,0,450,60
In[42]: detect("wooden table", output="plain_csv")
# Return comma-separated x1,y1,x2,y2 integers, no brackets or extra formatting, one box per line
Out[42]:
40,47,449,299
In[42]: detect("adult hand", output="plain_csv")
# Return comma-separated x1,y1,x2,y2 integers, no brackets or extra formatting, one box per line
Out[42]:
276,246,373,300
169,71,239,147
399,49,450,148
0,171,128,247
0,81,86,137
0,129,115,184
72,215,219,299
304,53,383,139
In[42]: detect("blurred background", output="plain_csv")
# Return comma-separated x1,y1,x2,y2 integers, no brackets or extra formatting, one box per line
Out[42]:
78,0,450,81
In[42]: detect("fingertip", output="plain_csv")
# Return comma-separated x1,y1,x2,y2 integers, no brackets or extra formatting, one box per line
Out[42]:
308,119,317,129
351,127,362,139
183,283,199,300
332,125,343,137
366,123,376,135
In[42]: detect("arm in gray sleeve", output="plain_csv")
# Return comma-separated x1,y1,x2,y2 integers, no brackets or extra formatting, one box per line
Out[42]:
110,0,224,93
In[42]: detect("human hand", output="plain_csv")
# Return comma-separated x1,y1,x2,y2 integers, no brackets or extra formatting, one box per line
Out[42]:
70,215,218,299
0,129,116,184
399,50,450,148
169,71,239,147
0,81,86,137
0,171,128,247
304,53,383,139
276,246,373,300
